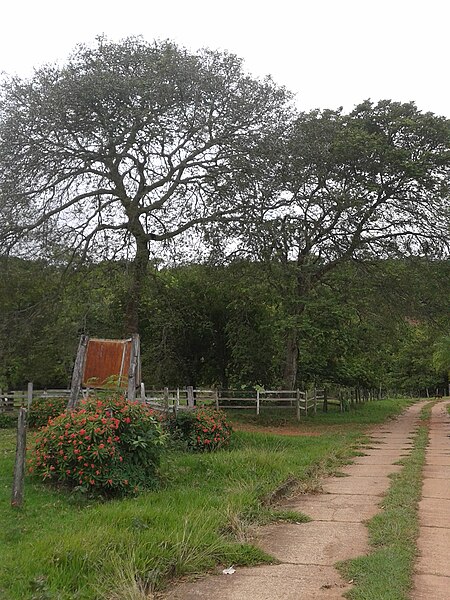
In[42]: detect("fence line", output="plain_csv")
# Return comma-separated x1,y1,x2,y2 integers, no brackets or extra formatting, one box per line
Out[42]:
1,383,382,421
144,386,348,420
0,386,71,412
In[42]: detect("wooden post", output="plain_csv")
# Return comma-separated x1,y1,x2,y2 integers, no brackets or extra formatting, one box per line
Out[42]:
256,389,260,415
27,382,33,410
163,387,169,411
140,382,146,402
323,388,328,413
305,391,308,416
187,386,195,408
313,388,317,414
296,389,301,422
214,389,219,411
127,334,140,402
176,388,180,414
67,335,89,409
11,408,27,508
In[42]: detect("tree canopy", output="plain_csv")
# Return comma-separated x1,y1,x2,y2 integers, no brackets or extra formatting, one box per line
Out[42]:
0,37,449,391
0,36,290,332
1,256,448,395
223,100,450,386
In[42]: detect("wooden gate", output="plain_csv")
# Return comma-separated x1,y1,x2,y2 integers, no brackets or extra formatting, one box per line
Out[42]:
67,334,141,408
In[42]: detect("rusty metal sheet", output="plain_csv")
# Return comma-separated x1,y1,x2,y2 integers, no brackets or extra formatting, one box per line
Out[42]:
83,338,132,388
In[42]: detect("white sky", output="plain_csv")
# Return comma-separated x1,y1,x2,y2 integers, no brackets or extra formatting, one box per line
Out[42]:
1,0,449,117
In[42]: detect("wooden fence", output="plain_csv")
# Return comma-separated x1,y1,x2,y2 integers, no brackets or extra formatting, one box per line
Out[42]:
1,382,380,421
0,385,70,411
144,386,342,420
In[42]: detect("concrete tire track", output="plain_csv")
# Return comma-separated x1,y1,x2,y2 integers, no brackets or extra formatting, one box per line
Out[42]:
163,403,425,600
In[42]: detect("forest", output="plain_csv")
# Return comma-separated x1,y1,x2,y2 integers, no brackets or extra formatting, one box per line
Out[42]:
0,255,448,396
0,37,449,395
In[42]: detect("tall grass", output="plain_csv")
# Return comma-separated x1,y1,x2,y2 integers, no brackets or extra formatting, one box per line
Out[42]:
0,398,412,599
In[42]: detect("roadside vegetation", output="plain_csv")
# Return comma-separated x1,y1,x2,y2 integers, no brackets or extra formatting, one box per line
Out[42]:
338,401,431,599
0,398,412,599
1,258,449,398
229,397,414,430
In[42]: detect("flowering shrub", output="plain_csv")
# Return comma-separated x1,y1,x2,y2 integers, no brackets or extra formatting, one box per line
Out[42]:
28,396,68,429
28,396,165,496
168,407,232,451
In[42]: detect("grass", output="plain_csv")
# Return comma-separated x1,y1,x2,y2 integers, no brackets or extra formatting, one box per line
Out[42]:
228,397,414,430
0,398,416,599
337,405,429,599
419,400,436,421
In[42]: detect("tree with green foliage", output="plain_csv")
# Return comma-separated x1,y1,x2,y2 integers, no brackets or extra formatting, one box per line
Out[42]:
0,36,290,334
432,334,450,391
389,324,445,395
228,101,450,388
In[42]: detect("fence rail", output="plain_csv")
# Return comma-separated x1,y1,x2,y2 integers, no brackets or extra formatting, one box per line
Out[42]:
144,386,341,420
1,382,381,421
0,387,71,411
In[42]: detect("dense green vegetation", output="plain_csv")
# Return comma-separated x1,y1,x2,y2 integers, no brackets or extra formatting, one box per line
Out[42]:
1,257,448,395
29,396,165,496
0,35,447,600
0,398,412,599
0,39,448,393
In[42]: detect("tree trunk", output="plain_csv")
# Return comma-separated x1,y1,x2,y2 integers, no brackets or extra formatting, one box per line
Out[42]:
280,273,309,390
124,237,149,336
282,328,299,390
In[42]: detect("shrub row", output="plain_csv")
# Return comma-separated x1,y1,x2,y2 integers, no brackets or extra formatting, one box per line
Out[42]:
167,407,232,451
0,412,16,429
28,397,165,496
27,396,232,497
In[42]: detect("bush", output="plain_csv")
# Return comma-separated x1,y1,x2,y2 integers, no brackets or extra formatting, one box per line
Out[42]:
167,407,232,451
28,396,165,496
0,412,16,429
28,396,68,429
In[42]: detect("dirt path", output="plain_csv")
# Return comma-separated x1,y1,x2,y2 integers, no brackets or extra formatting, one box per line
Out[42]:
413,400,450,599
164,403,425,600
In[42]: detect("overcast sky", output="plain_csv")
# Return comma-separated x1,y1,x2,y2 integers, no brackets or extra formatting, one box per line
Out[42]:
1,0,449,117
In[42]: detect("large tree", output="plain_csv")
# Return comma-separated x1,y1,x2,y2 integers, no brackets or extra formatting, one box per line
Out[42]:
227,100,450,388
0,36,290,333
